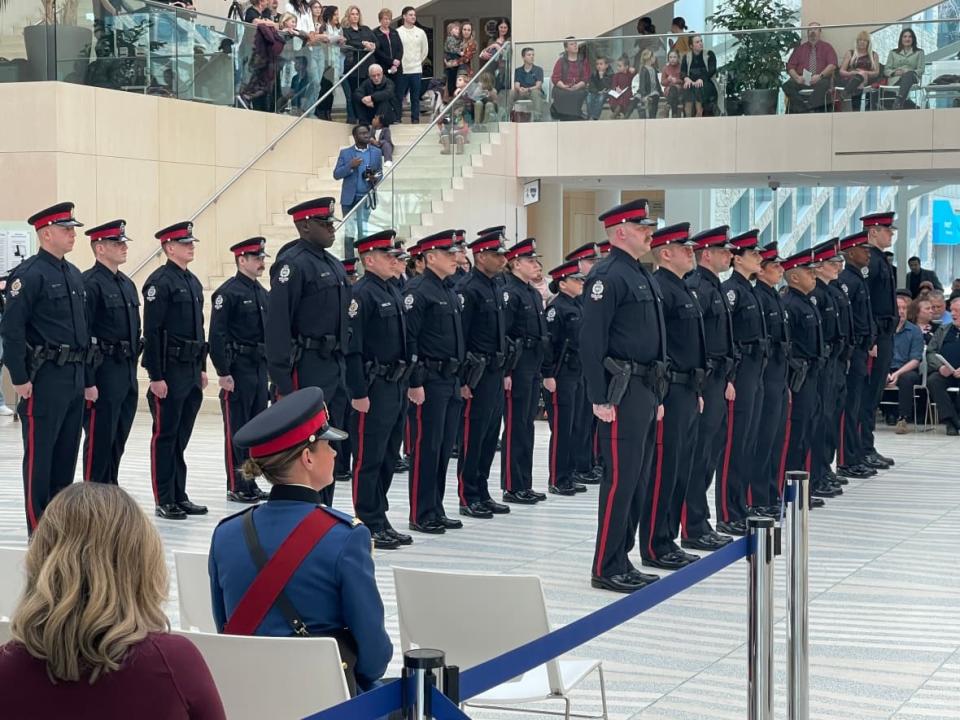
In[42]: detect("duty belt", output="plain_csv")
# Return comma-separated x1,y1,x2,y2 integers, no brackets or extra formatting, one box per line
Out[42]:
296,334,340,359
28,343,87,365
166,339,208,362
228,341,267,358
99,339,143,359
365,359,412,384
420,357,461,378
706,355,735,380
517,336,544,349
738,339,768,357
668,368,706,394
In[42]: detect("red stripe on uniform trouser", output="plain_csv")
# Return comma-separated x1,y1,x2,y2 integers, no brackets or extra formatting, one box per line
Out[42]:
680,502,688,540
804,449,812,474
150,393,162,504
292,368,300,391
866,355,874,375
594,415,620,578
84,401,96,482
549,391,559,487
838,411,846,466
223,391,236,492
504,388,514,491
719,398,736,522
409,404,423,522
778,394,793,496
404,415,411,455
457,398,471,506
646,419,665,559
26,395,37,531
352,412,366,506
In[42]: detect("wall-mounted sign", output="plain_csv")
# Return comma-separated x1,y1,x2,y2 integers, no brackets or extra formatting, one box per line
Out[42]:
522,179,541,207
0,224,32,276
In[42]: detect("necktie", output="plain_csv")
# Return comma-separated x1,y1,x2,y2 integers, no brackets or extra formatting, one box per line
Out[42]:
807,44,818,75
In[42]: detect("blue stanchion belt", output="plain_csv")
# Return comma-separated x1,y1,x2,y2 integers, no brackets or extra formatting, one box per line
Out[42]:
302,675,405,720
430,688,472,720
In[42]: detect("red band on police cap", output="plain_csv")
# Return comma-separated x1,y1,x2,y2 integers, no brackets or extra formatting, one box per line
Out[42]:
863,216,893,227
695,232,728,249
232,242,262,256
89,227,123,240
730,236,758,249
357,237,393,253
652,229,689,246
249,408,330,458
471,238,502,254
31,210,74,228
292,205,332,222
567,246,599,261
602,208,647,228
760,249,779,261
159,228,193,243
420,236,455,251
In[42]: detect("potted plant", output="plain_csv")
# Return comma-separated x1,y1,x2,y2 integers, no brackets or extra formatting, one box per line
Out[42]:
14,0,93,82
708,0,800,115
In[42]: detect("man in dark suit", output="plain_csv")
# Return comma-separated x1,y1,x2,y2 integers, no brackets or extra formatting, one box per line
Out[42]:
907,255,943,298
333,124,383,244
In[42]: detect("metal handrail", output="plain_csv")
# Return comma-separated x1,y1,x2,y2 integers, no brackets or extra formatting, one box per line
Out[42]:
130,41,375,278
335,41,511,237
135,0,256,28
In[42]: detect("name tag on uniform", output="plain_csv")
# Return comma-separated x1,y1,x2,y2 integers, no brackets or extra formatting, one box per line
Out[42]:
321,272,331,278
381,302,392,307
242,299,253,305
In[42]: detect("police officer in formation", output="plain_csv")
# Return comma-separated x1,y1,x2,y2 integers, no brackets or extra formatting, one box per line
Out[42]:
142,220,209,520
81,219,141,486
209,238,270,503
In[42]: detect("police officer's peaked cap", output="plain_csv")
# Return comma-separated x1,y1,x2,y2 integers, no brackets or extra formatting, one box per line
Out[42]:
811,238,841,263
839,231,868,251
454,229,467,244
506,237,539,260
548,260,584,281
28,202,84,229
86,219,131,243
861,211,896,230
392,237,410,259
233,387,347,458
596,240,612,255
355,230,397,254
598,198,657,228
650,222,694,249
565,242,601,262
288,197,339,222
155,221,197,244
419,230,460,253
469,231,508,255
342,258,359,276
476,225,506,237
781,248,820,272
759,242,784,263
408,241,424,258
230,237,269,257
691,225,734,250
728,229,760,253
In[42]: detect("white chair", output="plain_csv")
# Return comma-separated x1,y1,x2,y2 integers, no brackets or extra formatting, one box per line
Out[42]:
174,551,217,632
0,620,12,645
0,546,28,620
393,567,607,720
174,630,350,720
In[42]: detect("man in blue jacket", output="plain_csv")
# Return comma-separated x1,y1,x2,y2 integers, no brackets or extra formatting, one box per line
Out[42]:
333,124,383,244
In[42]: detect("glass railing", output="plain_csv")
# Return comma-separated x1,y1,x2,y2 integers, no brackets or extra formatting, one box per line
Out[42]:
334,42,513,252
510,18,960,121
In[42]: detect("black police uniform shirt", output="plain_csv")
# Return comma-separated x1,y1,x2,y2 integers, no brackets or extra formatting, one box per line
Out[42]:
142,260,206,384
83,260,141,390
828,279,853,346
403,268,464,388
654,268,706,373
690,266,734,362
865,245,897,323
503,273,548,354
754,281,790,361
543,292,582,376
722,271,767,346
208,272,269,378
782,288,824,361
580,246,666,405
345,272,406,399
810,278,840,347
265,239,349,395
0,248,89,388
456,267,508,358
838,265,876,347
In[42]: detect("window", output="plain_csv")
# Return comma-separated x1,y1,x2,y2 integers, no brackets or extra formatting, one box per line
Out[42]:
730,194,750,234
920,195,930,219
798,227,811,250
832,186,847,220
778,197,793,239
866,186,879,211
796,187,812,215
754,188,773,219
760,224,772,247
817,204,831,240
909,208,919,238
848,203,863,236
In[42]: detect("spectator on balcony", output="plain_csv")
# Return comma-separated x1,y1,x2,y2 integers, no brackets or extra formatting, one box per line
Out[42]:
585,55,613,120
342,6,377,121
473,72,500,125
782,22,838,113
457,22,478,77
369,112,394,165
373,8,402,82
239,12,300,112
607,55,636,118
551,38,590,120
888,292,924,433
952,278,960,294
884,28,924,110
319,6,349,119
284,0,324,115
669,16,691,56
838,31,880,110
244,0,275,24
442,21,464,99
907,255,943,297
508,47,545,120
660,49,683,117
395,6,429,123
908,296,939,345
480,18,511,91
633,16,664,70
353,63,397,125
680,35,717,117
631,49,661,118
925,295,960,435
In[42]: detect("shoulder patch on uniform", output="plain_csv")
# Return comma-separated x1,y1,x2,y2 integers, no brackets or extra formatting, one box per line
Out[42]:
726,289,737,307
861,266,869,278
457,292,465,308
214,294,224,310
690,289,698,300
348,298,359,318
322,506,361,526
841,283,849,294
277,264,292,284
503,290,510,305
810,296,817,306
546,306,557,321
146,285,157,302
404,294,415,310
590,280,604,301
9,278,21,297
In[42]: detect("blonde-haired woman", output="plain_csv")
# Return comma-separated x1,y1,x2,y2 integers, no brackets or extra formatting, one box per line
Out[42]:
839,30,880,110
0,483,224,719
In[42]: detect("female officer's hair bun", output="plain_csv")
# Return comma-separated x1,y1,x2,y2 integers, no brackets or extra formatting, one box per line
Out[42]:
241,458,263,481
241,439,320,484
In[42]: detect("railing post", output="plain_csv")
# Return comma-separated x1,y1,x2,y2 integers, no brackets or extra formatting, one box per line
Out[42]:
786,471,810,720
403,649,445,720
747,516,775,720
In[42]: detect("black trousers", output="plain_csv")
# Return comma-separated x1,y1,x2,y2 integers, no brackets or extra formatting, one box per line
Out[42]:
753,359,788,508
82,364,138,485
861,328,894,454
811,354,842,482
717,353,764,522
329,385,353,480
570,383,594,473
351,378,404,531
642,383,698,560
219,366,268,493
893,368,921,419
501,359,541,493
544,370,583,488
840,347,869,468
683,371,728,538
593,378,657,579
782,76,832,112
926,373,960,422
293,352,344,506
785,367,822,476
408,373,460,526
19,366,84,533
457,367,504,506
148,384,202,507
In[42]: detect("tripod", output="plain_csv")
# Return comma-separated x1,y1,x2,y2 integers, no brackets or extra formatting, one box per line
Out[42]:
227,0,243,21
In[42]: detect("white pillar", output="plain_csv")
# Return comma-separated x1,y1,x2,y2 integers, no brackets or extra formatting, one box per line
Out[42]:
664,188,712,229
536,182,565,274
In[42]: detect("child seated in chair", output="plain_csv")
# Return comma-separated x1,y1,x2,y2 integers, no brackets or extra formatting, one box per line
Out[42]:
585,56,613,120
631,49,662,118
608,56,636,118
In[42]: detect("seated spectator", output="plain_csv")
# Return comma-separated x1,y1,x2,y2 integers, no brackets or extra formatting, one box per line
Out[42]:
550,38,590,120
952,278,960,294
585,55,613,120
838,31,880,110
782,23,838,113
888,292,924,433
472,72,500,126
0,483,225,719
927,289,951,324
369,112,394,166
353,63,398,124
440,75,471,154
925,295,960,435
907,255,943,297
909,296,940,344
508,47,545,120
608,55,636,118
660,49,684,117
208,387,392,692
884,29,924,109
631,49,662,118
680,35,718,117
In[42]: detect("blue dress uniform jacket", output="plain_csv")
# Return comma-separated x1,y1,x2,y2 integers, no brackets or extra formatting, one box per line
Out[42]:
208,488,393,690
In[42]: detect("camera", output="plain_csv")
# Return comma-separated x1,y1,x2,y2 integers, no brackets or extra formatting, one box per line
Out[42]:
363,168,382,185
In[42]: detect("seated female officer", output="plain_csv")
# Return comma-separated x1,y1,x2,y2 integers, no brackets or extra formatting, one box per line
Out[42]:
208,386,392,692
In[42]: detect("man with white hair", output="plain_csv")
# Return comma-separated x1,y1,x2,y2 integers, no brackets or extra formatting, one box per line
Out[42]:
353,62,398,125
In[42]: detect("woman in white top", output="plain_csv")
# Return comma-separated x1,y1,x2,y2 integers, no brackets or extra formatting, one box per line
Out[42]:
320,5,349,119
284,0,321,113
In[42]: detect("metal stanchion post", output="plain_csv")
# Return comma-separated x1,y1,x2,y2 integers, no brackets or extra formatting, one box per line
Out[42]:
748,516,775,720
403,649,445,720
786,471,810,720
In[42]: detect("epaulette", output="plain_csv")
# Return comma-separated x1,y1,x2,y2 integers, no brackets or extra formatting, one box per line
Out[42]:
216,504,257,528
322,505,362,527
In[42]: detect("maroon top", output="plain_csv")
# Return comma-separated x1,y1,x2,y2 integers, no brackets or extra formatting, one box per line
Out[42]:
0,633,226,720
786,40,839,77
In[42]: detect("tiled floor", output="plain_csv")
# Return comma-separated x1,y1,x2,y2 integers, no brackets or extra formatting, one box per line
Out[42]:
1,411,958,719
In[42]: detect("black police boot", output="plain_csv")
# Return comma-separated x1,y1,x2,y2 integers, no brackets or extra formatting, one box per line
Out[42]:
716,520,747,536
227,488,260,503
811,482,840,498
178,500,208,515
437,512,463,529
502,490,538,504
372,530,401,549
384,524,413,545
641,550,695,570
548,483,577,496
591,573,648,593
459,502,494,519
393,455,410,473
482,499,511,514
525,489,547,502
573,470,600,485
409,520,446,534
156,503,187,520
947,419,960,436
